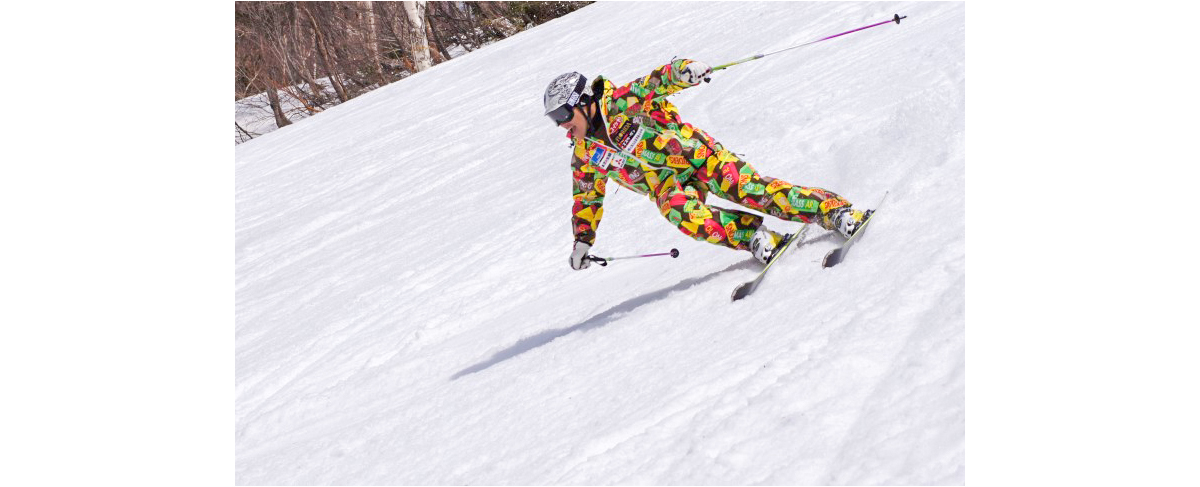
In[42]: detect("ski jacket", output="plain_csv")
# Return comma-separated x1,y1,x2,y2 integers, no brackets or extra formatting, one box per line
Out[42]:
570,59,736,245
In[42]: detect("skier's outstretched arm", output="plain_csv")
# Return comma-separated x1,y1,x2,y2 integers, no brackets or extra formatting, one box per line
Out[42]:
627,59,713,99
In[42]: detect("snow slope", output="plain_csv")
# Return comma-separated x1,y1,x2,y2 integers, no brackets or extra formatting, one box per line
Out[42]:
235,2,965,484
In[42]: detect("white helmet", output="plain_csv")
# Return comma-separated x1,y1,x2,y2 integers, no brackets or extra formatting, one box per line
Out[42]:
544,72,593,125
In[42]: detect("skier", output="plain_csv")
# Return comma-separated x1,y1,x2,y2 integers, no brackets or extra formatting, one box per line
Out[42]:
546,59,873,270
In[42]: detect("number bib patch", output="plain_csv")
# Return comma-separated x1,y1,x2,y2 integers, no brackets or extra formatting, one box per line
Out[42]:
611,120,648,154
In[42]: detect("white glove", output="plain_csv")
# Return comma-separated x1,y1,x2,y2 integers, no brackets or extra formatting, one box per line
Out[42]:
680,61,712,85
570,241,592,270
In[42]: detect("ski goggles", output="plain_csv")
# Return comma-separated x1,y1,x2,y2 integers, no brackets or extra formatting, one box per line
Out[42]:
547,104,574,125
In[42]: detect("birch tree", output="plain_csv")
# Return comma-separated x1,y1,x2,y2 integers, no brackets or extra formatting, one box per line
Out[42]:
361,1,386,85
402,1,432,72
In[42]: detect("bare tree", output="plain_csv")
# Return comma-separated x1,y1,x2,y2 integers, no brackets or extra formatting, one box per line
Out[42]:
264,76,292,128
286,3,329,111
424,7,450,63
236,2,293,128
300,2,351,102
402,1,432,72
362,1,386,85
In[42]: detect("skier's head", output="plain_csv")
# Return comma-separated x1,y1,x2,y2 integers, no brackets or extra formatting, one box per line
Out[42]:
544,72,594,140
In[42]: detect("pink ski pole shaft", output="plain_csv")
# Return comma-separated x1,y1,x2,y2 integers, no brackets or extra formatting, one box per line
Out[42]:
587,248,680,267
712,14,907,72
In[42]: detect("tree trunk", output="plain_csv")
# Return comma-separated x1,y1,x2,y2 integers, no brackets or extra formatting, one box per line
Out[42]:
302,3,349,102
291,4,326,106
255,33,293,129
362,1,386,85
424,7,450,63
402,1,433,72
265,82,292,128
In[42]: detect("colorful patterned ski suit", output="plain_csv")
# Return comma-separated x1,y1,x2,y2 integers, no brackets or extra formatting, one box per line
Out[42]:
570,59,854,251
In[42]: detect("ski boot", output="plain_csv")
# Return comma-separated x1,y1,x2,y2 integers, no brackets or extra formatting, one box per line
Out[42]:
749,225,787,264
827,207,874,239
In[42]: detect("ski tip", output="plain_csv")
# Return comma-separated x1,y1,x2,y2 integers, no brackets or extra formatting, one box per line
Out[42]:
731,283,750,301
822,248,844,268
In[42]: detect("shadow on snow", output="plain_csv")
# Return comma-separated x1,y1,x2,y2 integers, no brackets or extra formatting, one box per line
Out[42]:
450,259,758,380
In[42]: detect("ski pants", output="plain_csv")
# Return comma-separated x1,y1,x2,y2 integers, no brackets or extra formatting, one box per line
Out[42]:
651,153,851,251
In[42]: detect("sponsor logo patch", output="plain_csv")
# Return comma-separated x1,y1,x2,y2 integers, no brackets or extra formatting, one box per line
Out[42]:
611,121,646,153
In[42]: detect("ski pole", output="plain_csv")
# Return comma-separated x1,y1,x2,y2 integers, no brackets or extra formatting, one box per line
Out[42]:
587,248,680,267
711,14,907,73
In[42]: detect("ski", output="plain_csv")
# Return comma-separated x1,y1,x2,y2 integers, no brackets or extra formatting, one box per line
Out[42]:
731,223,812,301
822,191,889,268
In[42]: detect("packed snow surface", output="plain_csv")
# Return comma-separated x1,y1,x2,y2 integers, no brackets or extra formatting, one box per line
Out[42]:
236,2,965,484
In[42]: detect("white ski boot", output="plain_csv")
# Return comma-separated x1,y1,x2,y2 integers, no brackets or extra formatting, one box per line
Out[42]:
829,207,873,239
749,226,785,264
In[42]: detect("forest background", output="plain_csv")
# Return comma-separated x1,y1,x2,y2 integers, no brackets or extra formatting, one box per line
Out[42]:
235,1,590,143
